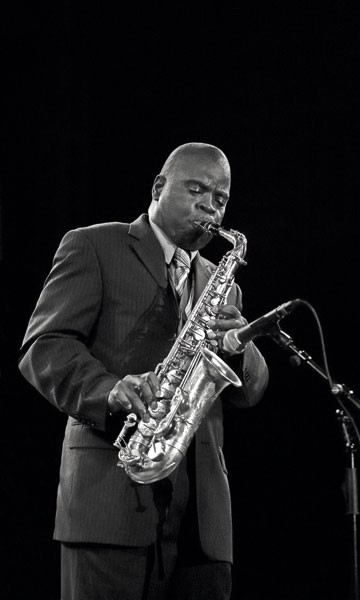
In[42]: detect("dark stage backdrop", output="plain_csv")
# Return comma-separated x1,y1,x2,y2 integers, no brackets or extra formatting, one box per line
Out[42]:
1,5,359,599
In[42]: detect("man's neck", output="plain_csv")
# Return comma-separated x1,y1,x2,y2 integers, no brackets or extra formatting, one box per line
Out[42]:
148,214,197,264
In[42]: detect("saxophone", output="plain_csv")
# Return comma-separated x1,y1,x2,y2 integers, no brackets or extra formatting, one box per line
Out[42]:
114,221,247,484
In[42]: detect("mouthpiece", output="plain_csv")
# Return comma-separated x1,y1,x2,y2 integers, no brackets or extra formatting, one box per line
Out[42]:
194,221,221,235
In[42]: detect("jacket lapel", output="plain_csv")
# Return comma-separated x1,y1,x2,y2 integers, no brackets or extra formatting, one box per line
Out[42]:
128,215,215,311
128,214,168,288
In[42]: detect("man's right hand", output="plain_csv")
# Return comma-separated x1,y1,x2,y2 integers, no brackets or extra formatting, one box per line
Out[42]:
107,371,161,419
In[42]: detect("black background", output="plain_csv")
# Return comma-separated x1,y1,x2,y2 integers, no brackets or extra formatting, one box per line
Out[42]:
1,3,360,599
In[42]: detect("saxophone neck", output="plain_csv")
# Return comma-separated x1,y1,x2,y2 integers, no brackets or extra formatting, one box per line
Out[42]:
219,228,247,261
194,220,247,264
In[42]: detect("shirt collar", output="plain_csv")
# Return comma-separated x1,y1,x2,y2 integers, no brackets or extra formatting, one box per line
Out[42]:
148,214,197,266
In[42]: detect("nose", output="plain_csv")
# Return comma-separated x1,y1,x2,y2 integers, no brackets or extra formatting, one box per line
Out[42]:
197,194,216,215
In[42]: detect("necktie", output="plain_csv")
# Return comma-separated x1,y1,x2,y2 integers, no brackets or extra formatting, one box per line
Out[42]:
173,247,191,296
172,247,193,318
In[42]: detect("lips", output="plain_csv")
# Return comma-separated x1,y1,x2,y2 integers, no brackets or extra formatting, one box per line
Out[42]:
192,220,209,232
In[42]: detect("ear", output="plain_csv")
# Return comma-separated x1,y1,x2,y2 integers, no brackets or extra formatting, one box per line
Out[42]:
152,174,166,200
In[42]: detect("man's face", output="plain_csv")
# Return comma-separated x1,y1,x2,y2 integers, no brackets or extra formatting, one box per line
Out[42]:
152,154,231,251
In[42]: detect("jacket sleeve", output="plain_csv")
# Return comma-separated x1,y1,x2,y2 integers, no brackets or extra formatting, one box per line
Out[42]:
221,283,269,408
18,229,119,432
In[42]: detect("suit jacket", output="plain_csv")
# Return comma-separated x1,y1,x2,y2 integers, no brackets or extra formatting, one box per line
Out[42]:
18,213,268,562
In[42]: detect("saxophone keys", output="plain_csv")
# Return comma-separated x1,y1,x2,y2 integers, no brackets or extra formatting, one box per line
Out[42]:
148,401,167,419
188,326,206,341
113,413,138,449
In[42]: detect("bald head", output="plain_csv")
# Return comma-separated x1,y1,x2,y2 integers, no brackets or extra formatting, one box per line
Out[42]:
149,142,231,251
159,142,231,184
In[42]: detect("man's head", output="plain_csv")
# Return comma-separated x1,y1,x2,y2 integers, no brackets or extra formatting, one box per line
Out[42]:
149,142,231,251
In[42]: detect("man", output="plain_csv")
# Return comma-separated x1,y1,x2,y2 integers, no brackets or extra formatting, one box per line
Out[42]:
19,142,268,599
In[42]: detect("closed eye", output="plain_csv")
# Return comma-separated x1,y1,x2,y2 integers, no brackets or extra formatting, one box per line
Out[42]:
215,195,227,207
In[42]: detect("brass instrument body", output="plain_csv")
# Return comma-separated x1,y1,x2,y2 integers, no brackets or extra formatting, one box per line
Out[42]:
114,222,247,484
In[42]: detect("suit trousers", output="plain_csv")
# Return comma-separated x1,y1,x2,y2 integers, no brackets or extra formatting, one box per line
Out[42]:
60,541,231,600
60,443,232,600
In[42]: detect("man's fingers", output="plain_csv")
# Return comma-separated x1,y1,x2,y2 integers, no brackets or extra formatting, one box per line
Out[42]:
213,304,241,319
208,304,246,333
108,372,160,417
139,380,157,407
206,304,248,347
109,381,144,416
140,371,161,396
109,384,132,411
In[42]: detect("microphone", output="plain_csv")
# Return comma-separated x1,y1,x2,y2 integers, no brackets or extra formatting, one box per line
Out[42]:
222,299,302,353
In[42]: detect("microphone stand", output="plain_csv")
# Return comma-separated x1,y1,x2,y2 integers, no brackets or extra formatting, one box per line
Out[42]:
269,325,360,600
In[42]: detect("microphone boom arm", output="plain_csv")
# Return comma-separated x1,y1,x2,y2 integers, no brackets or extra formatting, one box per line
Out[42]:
271,325,360,411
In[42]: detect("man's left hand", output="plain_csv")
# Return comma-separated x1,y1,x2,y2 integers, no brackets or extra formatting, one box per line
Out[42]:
207,304,247,351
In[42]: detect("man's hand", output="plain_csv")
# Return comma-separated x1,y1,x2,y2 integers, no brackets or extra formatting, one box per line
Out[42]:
108,371,161,419
207,304,247,351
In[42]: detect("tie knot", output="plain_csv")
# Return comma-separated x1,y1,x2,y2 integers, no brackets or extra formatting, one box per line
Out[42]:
173,247,191,271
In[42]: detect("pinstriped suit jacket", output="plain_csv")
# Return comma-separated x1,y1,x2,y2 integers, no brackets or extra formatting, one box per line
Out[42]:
19,213,268,562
